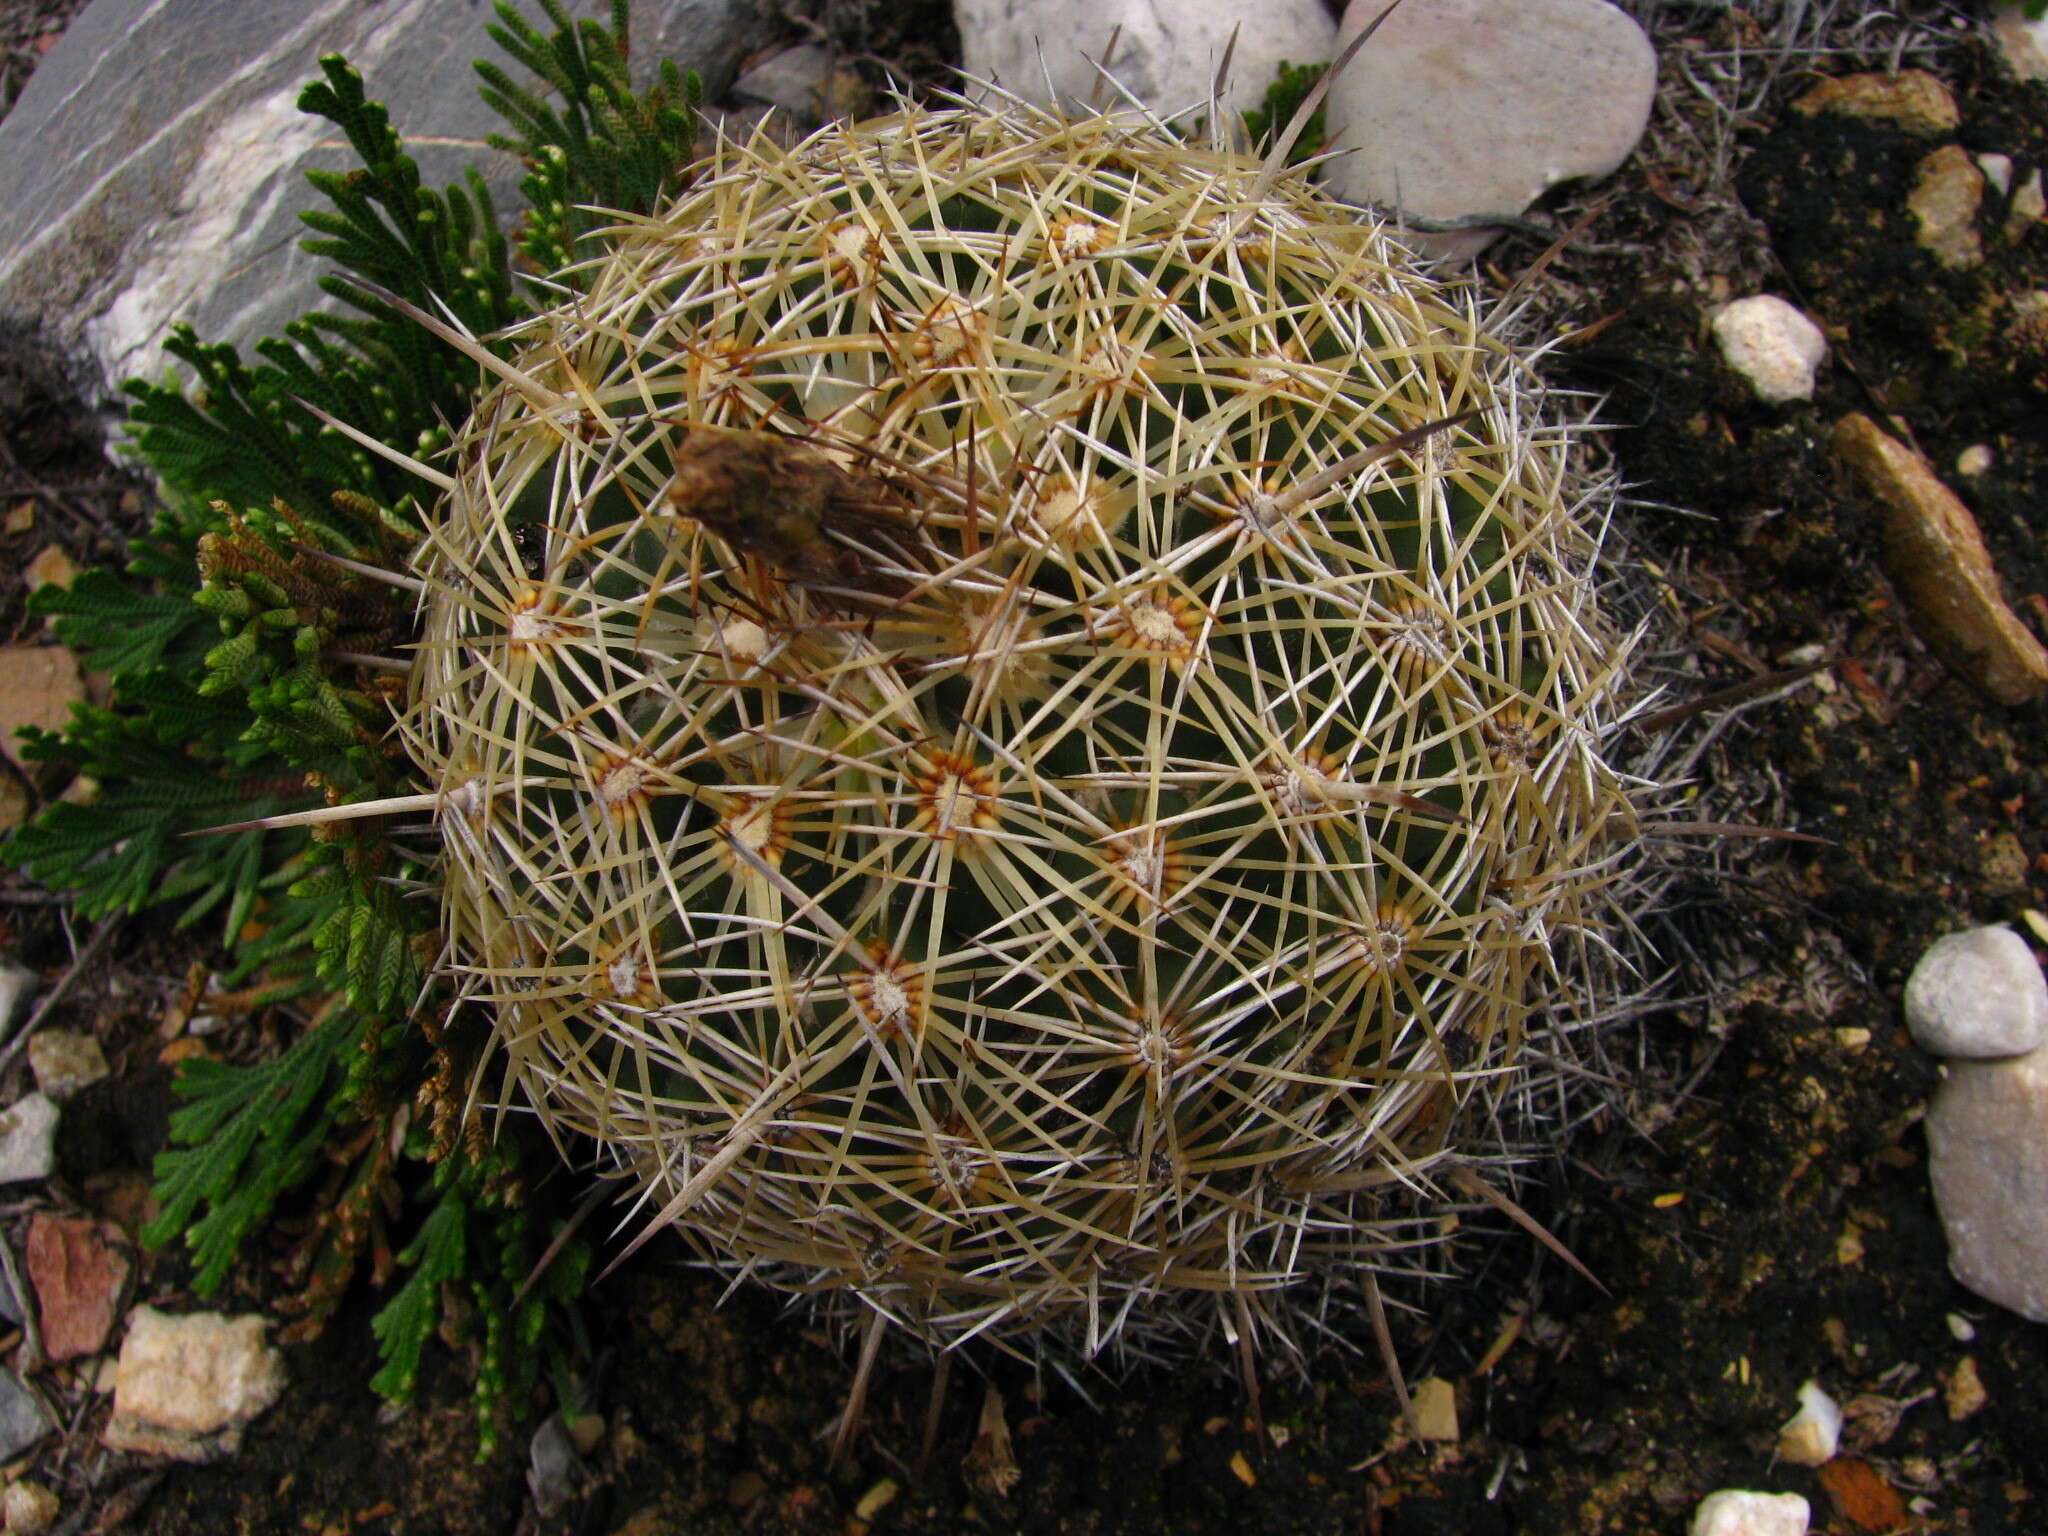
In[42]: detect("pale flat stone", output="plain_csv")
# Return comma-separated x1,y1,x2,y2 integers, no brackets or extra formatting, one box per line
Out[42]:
955,0,1336,123
1992,4,2048,82
102,1306,286,1461
1832,413,2048,705
1,1480,59,1536
0,0,777,398
1906,926,2048,1059
1322,0,1655,256
1711,296,1828,404
1690,1490,1810,1536
0,962,34,1030
1910,145,1985,270
1926,1045,2048,1322
0,1093,59,1185
1791,70,1959,135
0,645,84,773
27,1027,110,1100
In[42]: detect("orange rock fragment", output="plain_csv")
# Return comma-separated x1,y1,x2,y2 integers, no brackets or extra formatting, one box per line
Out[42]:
1833,414,2048,705
1816,1458,1909,1534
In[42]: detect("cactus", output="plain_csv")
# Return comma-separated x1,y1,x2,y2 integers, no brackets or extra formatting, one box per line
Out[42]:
404,102,1640,1355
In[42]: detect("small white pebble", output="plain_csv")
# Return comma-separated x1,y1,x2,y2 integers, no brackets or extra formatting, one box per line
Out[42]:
1,1480,59,1536
1977,151,2015,195
1691,1489,1811,1536
1946,1312,1977,1341
1711,296,1829,403
1906,925,2048,1058
1833,1027,1872,1052
1955,443,1994,477
0,964,35,1030
1776,1379,1842,1466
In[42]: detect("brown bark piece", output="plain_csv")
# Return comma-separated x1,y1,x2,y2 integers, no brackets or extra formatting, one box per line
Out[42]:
1833,413,2048,705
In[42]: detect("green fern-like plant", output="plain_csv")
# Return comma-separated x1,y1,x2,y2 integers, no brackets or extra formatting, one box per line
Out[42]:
2,0,704,1450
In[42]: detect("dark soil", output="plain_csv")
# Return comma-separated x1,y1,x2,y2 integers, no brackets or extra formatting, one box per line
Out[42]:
1,4,2045,1534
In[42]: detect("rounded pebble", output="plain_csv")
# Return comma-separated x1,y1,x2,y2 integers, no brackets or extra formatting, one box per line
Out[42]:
1955,443,1994,477
1905,925,2048,1058
1711,296,1828,403
1691,1489,1811,1536
1775,1379,1842,1466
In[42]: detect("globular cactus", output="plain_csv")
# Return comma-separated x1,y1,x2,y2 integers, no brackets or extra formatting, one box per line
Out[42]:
404,101,1639,1354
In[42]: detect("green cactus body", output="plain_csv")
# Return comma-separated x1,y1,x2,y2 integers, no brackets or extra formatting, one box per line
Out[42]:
406,104,1635,1350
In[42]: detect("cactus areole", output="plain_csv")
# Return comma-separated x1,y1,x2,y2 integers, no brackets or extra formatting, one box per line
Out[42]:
406,104,1639,1354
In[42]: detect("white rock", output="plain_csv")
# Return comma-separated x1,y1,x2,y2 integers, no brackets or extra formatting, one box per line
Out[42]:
0,0,778,398
1956,444,1995,478
1774,1379,1842,1466
1690,1490,1811,1536
1992,3,2048,81
1905,925,2048,1058
955,0,1336,122
27,1029,109,1101
0,1479,59,1536
1322,0,1656,257
0,963,34,1029
1926,1044,2048,1322
0,1093,59,1185
101,1306,286,1462
1711,297,1829,404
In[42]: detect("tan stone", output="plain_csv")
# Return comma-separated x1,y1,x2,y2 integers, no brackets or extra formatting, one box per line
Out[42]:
0,646,85,772
1908,145,1985,270
27,1029,108,1100
1832,414,2048,705
1992,4,2048,82
1410,1375,1459,1441
102,1306,285,1461
0,774,26,836
22,545,75,592
1945,1355,1988,1420
1792,69,1959,134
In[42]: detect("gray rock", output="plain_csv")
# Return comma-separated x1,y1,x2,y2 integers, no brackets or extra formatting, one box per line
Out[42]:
1906,925,2048,1059
1322,0,1656,258
0,0,775,398
729,43,869,128
1927,1044,2048,1322
955,0,1336,123
0,1371,50,1462
0,1093,58,1185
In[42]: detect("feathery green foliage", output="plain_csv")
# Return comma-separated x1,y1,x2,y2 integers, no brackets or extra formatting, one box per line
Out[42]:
1242,59,1329,161
2,0,703,1445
